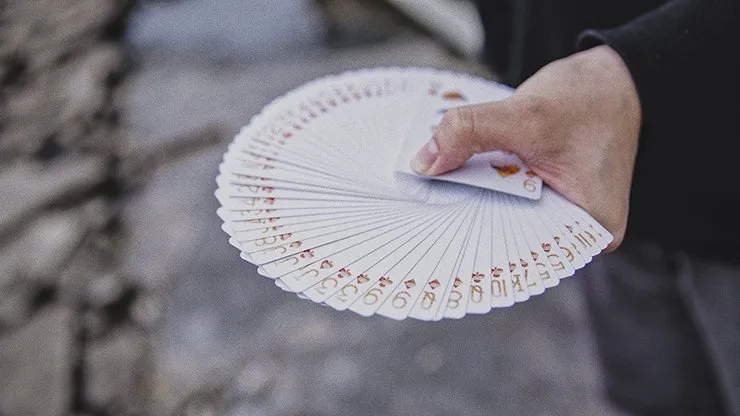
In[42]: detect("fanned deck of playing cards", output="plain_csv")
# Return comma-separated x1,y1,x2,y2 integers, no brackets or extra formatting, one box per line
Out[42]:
215,67,612,321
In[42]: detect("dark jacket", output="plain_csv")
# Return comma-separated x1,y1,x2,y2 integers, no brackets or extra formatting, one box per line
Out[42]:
475,0,740,264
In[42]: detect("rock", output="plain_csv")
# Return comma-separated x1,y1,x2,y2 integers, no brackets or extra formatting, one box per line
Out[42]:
0,156,107,233
413,344,446,374
0,207,94,289
0,282,32,327
225,402,268,416
0,122,58,158
86,272,124,308
318,354,362,398
84,310,108,339
265,304,339,351
80,197,112,231
257,367,302,416
85,326,149,413
0,5,127,154
0,306,73,416
130,292,162,330
60,44,123,123
76,124,121,155
0,0,129,411
57,239,104,305
0,245,19,289
181,394,220,416
232,359,278,399
16,211,88,281
117,144,225,290
4,76,61,122
0,0,119,71
389,386,490,416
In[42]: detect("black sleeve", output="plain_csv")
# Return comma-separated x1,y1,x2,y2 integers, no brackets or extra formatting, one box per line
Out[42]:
576,0,740,260
578,0,740,146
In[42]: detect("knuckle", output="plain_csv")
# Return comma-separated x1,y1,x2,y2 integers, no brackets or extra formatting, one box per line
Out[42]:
442,106,482,152
509,95,554,161
518,95,552,140
442,107,470,134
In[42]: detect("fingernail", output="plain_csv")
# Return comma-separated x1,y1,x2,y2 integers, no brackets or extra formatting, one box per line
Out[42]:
411,139,438,175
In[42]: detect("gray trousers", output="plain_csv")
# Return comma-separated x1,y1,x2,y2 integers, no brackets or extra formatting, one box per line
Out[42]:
584,241,740,416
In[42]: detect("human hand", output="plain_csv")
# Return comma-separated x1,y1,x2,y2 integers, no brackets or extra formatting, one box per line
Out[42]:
410,45,641,250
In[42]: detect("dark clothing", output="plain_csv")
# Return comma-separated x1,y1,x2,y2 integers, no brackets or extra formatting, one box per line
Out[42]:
474,2,740,414
584,241,740,415
475,0,740,265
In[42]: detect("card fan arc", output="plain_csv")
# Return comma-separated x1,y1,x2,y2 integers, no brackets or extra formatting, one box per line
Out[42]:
215,67,612,321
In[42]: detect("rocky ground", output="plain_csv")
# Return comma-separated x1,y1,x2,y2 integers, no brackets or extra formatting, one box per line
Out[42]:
1,1,136,415
1,0,626,415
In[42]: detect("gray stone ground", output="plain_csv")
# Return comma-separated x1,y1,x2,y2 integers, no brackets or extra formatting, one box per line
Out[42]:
119,1,626,415
0,0,629,415
1,1,134,415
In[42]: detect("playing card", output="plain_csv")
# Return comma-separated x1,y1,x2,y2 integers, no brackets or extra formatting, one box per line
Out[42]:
215,67,613,321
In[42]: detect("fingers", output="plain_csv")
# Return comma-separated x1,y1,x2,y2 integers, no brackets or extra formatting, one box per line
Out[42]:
411,97,543,176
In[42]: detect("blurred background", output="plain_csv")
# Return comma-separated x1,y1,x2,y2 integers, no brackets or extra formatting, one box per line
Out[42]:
1,1,624,415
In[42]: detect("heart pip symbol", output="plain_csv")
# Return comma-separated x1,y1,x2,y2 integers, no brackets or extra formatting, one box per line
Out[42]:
491,163,521,177
441,90,466,101
337,268,351,279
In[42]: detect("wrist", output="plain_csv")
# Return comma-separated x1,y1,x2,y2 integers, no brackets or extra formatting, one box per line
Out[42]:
582,45,643,133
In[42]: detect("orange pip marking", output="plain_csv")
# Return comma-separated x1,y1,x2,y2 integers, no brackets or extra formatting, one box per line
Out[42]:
441,90,466,101
492,164,521,177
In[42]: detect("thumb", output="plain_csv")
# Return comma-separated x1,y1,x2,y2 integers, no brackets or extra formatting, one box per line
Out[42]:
410,99,533,176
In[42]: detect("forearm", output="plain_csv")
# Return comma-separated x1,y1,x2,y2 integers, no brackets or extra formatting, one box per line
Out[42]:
577,0,740,183
576,0,740,256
